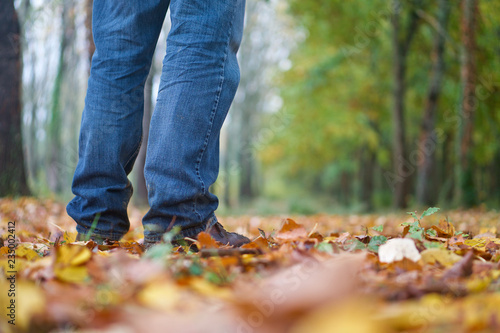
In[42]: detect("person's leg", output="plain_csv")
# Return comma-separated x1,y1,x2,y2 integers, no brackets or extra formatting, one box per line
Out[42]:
67,0,169,241
143,0,246,243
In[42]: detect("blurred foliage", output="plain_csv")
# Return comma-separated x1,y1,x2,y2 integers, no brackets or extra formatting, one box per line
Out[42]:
259,0,500,210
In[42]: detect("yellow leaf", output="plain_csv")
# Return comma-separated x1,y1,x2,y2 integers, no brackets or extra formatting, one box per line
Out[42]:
466,277,491,293
16,244,40,261
488,238,500,245
292,299,387,333
96,250,112,257
420,248,462,268
0,258,28,274
54,266,89,283
137,281,179,311
479,227,497,235
464,238,489,251
492,270,500,280
462,294,500,330
190,277,232,300
56,244,92,266
64,231,77,243
53,245,92,283
378,294,456,329
0,280,45,330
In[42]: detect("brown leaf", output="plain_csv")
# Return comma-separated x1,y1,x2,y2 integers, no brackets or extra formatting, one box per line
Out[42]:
443,251,474,279
275,218,308,241
431,220,456,238
401,225,410,238
241,235,270,251
448,234,466,246
355,235,370,244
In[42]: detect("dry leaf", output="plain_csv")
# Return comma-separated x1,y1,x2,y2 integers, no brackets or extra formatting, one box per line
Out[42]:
430,220,456,238
443,251,474,279
275,218,308,241
378,238,421,263
197,231,220,249
420,248,462,268
137,280,180,311
53,244,92,283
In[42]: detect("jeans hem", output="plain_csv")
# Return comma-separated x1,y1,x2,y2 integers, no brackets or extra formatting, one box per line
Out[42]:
76,225,125,242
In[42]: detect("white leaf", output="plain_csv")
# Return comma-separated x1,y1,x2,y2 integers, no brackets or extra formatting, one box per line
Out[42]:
378,238,421,263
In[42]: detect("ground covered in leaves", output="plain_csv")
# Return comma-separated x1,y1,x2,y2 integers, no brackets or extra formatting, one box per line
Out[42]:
1,198,500,332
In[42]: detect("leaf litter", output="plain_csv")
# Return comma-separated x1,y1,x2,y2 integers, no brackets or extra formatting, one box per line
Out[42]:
1,198,500,332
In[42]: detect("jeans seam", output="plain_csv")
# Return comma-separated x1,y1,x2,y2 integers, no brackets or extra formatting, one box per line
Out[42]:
192,8,237,221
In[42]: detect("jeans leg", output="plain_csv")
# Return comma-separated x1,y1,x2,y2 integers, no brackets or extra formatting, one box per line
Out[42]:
67,0,169,240
143,0,246,242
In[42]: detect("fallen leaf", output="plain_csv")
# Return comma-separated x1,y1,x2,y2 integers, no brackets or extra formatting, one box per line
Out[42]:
241,235,269,252
275,218,308,240
443,251,474,279
137,280,180,311
54,266,89,284
197,232,220,249
53,244,92,283
3,281,45,330
16,243,41,261
378,238,421,263
430,220,456,238
291,299,387,333
58,244,92,266
420,248,462,268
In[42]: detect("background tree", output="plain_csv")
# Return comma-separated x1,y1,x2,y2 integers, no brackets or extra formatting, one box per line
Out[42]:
0,0,29,196
416,0,451,205
390,0,423,209
218,0,297,209
456,0,478,207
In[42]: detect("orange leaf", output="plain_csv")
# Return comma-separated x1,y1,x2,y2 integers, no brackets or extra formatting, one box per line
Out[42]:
275,218,308,241
197,232,220,249
241,235,269,251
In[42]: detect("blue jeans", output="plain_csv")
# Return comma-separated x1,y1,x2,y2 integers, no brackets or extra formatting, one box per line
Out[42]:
67,0,245,242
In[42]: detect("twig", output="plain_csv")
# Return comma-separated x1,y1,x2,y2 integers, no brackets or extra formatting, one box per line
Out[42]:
200,248,261,258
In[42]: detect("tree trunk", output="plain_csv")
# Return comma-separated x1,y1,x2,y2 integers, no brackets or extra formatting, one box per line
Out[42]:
390,0,421,209
238,116,256,201
222,148,231,208
47,0,75,193
0,0,30,196
492,151,500,203
360,148,376,211
456,0,478,207
416,0,450,206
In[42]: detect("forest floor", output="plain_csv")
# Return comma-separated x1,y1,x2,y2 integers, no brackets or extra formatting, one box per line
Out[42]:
1,197,500,332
